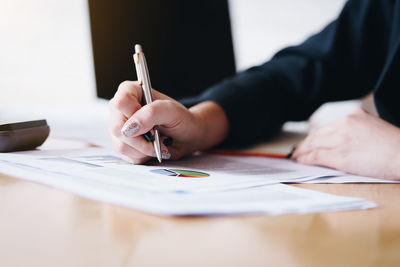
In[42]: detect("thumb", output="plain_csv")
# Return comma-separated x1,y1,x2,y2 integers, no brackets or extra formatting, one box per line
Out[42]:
121,99,181,137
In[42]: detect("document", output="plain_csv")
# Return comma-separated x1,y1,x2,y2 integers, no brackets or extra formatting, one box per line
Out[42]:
0,148,376,216
301,175,400,184
0,148,343,193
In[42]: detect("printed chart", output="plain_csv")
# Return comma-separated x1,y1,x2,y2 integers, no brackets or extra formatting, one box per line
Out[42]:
151,169,210,178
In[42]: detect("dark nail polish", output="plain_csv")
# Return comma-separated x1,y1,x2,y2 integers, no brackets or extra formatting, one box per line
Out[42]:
163,137,174,147
143,131,155,142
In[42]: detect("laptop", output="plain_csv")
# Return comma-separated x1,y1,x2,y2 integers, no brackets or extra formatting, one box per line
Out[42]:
88,0,236,100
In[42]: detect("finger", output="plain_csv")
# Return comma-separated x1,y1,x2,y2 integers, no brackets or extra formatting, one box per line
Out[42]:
292,136,334,159
111,136,151,164
296,148,342,170
119,134,158,157
292,125,343,159
110,81,143,118
114,113,171,160
121,99,183,137
109,108,127,138
152,89,174,101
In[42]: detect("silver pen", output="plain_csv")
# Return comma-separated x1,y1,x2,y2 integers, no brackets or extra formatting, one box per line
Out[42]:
133,44,162,163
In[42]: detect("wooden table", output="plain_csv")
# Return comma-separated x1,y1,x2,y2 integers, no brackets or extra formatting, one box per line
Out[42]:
1,176,399,266
1,146,400,267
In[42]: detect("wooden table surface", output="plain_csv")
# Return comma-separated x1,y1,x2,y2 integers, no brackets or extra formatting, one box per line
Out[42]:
1,174,399,267
1,137,399,267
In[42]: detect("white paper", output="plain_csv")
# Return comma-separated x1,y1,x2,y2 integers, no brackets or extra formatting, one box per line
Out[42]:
301,175,400,184
0,148,376,216
0,148,344,194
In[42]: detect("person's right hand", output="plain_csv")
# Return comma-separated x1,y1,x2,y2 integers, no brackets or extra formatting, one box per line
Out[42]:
108,81,229,164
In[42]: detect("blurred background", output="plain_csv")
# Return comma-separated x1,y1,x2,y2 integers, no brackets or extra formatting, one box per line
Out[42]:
1,0,356,147
1,0,346,103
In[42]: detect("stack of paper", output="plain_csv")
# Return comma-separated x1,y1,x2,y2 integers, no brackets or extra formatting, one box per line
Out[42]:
0,148,376,216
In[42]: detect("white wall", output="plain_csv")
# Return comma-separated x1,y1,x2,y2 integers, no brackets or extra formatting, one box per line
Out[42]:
0,0,96,103
0,0,346,103
229,0,347,71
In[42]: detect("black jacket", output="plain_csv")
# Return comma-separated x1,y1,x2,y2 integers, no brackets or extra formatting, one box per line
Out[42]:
181,0,400,147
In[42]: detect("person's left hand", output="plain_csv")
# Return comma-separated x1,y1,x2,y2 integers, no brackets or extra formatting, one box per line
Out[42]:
291,108,400,179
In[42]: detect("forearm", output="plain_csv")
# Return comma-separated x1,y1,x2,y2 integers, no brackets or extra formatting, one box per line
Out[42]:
180,0,390,148
189,101,229,151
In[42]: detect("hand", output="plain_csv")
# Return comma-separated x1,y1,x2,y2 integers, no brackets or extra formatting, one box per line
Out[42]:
292,108,400,180
109,81,228,164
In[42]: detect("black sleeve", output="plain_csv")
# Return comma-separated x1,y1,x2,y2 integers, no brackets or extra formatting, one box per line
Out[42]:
180,0,392,147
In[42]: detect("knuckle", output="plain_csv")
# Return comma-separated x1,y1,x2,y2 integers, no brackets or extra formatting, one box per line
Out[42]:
109,97,124,111
154,99,171,108
311,150,319,162
114,98,127,112
118,80,134,91
110,93,130,111
351,108,365,115
300,150,318,164
135,139,155,156
129,103,142,115
159,99,172,106
347,113,359,121
146,103,158,118
342,114,355,126
114,96,141,116
164,99,178,110
345,109,366,122
109,123,122,137
148,99,177,116
118,80,142,97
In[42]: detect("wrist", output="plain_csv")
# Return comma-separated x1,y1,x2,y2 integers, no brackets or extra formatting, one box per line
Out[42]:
189,101,229,151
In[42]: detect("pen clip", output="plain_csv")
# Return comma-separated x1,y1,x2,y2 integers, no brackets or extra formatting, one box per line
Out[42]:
136,52,153,104
133,53,143,86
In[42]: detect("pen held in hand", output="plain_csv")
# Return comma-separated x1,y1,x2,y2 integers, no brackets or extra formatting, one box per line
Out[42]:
133,44,163,163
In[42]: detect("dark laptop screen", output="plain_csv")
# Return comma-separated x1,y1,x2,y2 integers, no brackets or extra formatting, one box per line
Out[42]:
88,0,236,100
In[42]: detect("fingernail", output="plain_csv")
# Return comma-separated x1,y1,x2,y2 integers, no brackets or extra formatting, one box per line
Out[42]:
163,137,174,147
121,119,140,137
143,131,155,142
161,150,171,160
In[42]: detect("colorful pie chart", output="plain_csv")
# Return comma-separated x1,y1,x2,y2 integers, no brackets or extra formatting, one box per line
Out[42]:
151,169,210,178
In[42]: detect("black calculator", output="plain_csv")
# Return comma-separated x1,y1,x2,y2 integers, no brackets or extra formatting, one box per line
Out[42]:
0,120,50,152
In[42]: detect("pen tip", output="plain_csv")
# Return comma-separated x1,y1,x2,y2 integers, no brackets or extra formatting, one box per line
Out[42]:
135,44,142,53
